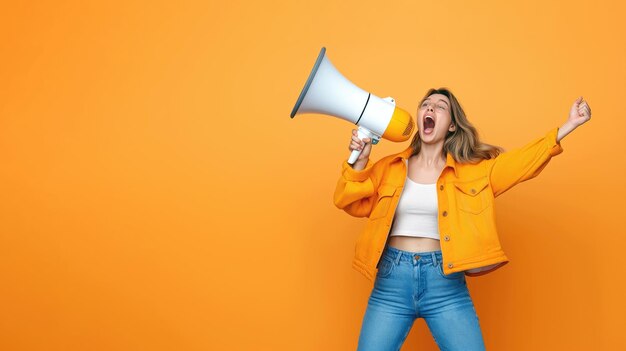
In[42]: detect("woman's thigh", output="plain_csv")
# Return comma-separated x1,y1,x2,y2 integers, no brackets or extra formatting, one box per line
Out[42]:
357,256,416,351
423,302,485,351
422,263,486,351
357,302,415,351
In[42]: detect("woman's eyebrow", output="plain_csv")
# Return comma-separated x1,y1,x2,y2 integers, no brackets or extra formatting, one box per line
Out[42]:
422,99,450,106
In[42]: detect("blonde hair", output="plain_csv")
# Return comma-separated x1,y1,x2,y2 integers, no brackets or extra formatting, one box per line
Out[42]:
409,87,503,163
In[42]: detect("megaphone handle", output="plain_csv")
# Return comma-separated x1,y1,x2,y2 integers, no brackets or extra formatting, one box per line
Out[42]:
347,127,375,165
348,149,363,165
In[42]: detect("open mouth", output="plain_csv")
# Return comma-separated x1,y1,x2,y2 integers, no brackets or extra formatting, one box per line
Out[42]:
423,116,435,134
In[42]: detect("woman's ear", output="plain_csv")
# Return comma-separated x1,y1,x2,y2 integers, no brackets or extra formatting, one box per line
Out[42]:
449,124,456,132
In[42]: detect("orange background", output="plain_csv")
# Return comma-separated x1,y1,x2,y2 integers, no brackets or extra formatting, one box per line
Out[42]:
1,0,625,350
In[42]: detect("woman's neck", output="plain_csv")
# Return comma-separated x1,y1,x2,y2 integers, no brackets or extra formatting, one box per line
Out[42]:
415,141,446,168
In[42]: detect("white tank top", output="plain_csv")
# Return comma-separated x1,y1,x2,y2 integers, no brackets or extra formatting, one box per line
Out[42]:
389,176,440,240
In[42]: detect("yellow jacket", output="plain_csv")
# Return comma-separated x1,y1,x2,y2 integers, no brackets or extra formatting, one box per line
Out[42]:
333,127,563,282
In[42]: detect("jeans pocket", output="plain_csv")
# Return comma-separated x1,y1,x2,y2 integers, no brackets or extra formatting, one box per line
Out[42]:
376,255,395,279
436,262,464,280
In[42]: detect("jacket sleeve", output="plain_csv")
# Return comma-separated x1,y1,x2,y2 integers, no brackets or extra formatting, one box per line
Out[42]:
333,159,380,218
486,127,564,198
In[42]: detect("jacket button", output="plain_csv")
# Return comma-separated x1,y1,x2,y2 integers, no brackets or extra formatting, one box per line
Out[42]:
448,263,454,268
439,184,444,191
444,235,450,241
442,211,448,217
471,188,476,194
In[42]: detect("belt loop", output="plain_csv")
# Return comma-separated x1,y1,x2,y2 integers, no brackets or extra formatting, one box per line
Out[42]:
431,251,438,266
394,250,402,265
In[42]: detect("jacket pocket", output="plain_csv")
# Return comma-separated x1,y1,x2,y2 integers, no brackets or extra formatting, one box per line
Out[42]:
369,183,397,219
453,177,491,215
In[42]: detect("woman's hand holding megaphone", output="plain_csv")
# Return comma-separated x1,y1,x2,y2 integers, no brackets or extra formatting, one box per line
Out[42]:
349,129,372,170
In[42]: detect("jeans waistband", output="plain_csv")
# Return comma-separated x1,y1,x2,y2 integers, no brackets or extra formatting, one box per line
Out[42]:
382,245,442,266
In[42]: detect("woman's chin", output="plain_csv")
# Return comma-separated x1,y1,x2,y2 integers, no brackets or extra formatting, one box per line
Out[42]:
420,132,442,144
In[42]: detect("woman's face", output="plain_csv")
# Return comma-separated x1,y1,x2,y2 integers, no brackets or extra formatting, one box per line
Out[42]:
417,93,455,143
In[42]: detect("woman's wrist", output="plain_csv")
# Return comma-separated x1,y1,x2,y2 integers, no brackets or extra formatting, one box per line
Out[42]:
350,158,369,171
557,121,577,143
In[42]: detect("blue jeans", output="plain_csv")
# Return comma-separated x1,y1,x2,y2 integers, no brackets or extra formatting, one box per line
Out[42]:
357,245,486,351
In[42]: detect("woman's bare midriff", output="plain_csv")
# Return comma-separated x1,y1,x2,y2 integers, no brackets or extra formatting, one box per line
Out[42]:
388,235,441,252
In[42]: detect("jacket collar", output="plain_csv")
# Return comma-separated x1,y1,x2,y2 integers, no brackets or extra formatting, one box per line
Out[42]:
392,145,458,177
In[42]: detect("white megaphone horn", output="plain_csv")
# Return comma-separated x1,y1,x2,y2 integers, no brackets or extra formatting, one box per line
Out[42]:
290,47,415,165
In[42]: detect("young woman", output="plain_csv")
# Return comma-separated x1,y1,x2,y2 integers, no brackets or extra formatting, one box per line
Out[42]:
333,88,591,351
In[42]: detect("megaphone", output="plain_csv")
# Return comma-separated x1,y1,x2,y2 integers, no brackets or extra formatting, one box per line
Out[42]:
290,47,415,164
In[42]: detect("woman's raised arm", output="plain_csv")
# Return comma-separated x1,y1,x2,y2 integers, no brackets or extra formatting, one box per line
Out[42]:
487,97,592,198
